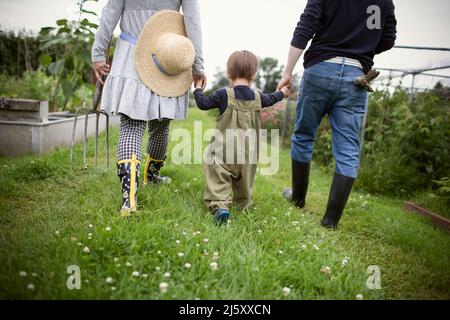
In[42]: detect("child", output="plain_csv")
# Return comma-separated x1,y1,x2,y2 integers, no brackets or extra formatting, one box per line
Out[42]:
194,50,289,225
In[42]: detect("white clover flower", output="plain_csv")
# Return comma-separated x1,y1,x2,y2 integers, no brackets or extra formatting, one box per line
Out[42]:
88,224,93,228
159,282,169,293
196,231,201,235
184,263,192,269
113,257,119,263
341,258,350,267
157,250,162,255
77,242,82,246
19,271,27,277
27,284,35,291
356,294,364,300
195,244,200,247
257,229,262,234
178,252,184,257
320,266,331,274
111,286,116,291
291,221,299,226
142,274,148,278
155,267,161,271
88,233,93,237
126,262,132,267
203,238,209,243
88,237,92,240
301,244,307,250
164,272,171,278
175,240,181,244
282,287,291,296
212,252,219,261
182,232,187,236
210,262,218,271
55,231,60,235
83,246,90,253
106,277,114,284
105,227,111,232
313,244,319,250
132,271,140,277
278,250,284,254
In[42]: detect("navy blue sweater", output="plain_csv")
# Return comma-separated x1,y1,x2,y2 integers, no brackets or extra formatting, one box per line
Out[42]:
291,0,397,73
194,86,284,115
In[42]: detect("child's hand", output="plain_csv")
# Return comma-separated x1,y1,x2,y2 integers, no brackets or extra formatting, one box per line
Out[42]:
193,73,207,90
280,85,290,98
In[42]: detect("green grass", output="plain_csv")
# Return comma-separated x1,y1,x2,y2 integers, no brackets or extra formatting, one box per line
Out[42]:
0,108,449,300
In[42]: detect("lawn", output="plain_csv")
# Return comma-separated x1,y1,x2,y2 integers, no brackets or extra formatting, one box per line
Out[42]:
0,108,449,300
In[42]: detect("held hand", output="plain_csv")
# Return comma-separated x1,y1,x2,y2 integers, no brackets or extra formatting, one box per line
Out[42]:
280,85,291,98
193,73,207,90
277,73,293,92
93,61,110,85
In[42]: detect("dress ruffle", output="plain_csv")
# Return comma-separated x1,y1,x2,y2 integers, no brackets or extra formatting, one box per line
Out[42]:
101,76,188,121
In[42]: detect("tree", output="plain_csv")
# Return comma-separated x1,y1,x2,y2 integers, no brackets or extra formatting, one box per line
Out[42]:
255,57,283,93
207,67,229,94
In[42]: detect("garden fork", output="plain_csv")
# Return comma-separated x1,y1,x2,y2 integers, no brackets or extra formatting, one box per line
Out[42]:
70,43,111,168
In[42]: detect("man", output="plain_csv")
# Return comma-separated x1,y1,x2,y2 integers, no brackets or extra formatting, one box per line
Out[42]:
279,0,397,229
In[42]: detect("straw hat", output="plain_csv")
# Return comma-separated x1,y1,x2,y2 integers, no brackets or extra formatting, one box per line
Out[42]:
135,10,195,97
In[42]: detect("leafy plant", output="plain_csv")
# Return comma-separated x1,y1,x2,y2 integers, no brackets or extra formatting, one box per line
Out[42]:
38,0,100,110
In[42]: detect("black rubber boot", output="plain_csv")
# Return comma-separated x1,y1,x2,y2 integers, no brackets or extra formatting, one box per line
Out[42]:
320,173,355,229
283,160,310,208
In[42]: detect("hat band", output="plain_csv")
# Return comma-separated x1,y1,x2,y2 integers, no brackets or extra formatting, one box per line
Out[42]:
152,54,177,76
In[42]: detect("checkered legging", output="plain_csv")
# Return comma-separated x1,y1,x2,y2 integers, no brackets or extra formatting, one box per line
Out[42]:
117,114,171,161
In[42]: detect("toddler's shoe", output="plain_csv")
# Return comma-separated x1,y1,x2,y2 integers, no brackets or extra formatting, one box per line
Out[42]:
214,208,230,226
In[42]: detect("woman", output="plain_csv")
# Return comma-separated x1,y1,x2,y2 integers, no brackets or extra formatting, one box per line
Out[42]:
92,0,206,217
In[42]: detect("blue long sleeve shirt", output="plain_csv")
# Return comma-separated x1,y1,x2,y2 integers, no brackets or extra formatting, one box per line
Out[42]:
291,0,397,73
194,86,284,115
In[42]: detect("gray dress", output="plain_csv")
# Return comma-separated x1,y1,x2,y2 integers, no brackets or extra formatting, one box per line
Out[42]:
92,0,204,121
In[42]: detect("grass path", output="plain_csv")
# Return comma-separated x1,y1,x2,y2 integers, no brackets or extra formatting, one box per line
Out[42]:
0,108,449,300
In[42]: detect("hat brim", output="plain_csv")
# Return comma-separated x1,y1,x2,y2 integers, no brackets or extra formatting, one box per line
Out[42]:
135,10,193,98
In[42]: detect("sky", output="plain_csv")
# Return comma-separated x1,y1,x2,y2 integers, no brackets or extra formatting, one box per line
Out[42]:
1,0,450,90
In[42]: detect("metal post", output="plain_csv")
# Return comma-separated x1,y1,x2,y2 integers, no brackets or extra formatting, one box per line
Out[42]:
410,74,416,102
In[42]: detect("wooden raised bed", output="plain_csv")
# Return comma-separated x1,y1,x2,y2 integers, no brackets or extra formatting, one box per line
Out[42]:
404,201,450,232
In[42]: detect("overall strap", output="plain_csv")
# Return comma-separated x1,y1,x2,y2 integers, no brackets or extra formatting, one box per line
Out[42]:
253,90,262,110
226,87,235,100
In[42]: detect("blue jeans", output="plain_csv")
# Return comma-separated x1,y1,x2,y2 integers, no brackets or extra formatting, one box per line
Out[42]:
291,61,368,179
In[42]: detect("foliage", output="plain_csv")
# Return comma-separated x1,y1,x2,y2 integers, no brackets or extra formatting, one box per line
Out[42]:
357,89,450,195
0,30,44,76
37,0,100,110
255,57,283,93
1,109,449,300
0,71,65,107
0,71,92,113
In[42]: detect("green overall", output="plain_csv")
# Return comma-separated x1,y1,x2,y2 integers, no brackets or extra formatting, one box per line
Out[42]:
204,88,262,212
